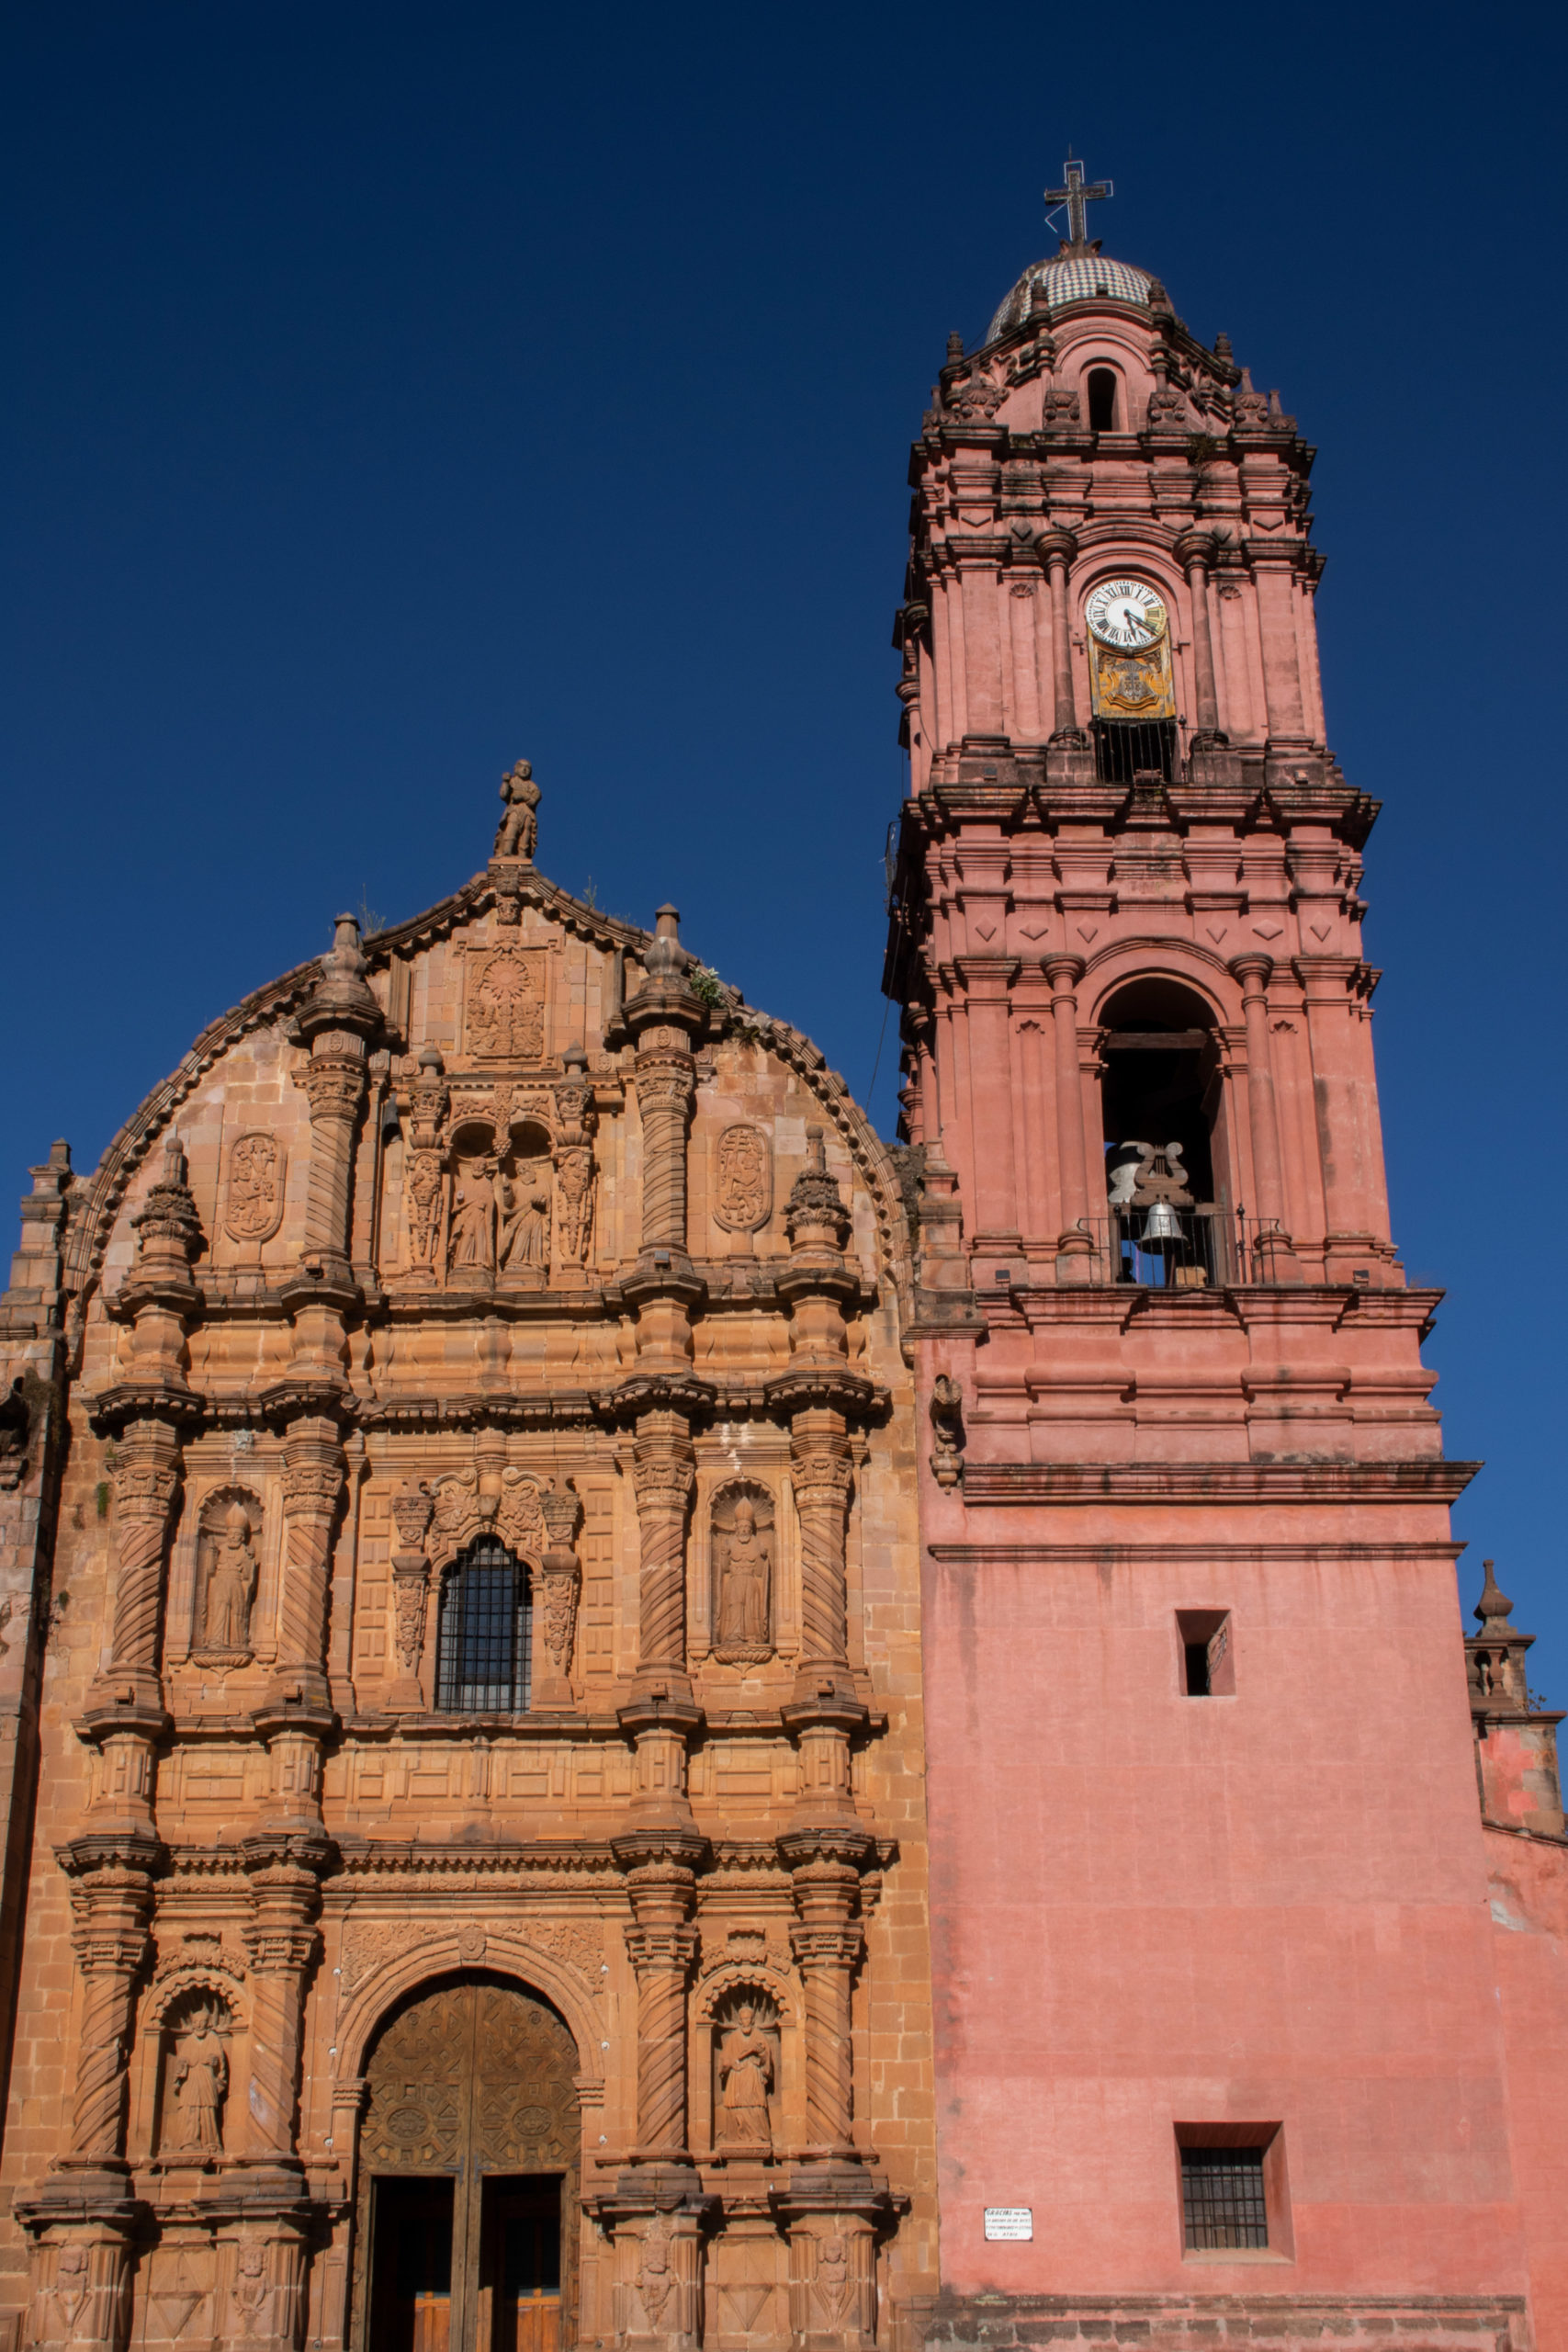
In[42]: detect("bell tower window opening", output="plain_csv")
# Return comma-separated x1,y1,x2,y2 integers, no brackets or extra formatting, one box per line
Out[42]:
1093,718,1176,784
1087,367,1120,431
1100,980,1224,1286
435,1536,532,1713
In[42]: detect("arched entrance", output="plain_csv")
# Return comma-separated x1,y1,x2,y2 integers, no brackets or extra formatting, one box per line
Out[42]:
353,1974,581,2352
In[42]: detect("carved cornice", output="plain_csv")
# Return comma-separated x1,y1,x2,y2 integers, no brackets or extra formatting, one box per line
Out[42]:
960,1459,1482,1506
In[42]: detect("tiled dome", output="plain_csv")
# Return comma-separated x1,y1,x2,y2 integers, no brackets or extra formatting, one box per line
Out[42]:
987,253,1154,343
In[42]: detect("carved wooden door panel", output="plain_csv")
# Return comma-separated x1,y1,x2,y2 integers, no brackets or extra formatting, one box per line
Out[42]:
355,1978,580,2352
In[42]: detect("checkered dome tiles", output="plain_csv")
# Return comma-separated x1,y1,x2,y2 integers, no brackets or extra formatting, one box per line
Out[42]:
987,254,1154,343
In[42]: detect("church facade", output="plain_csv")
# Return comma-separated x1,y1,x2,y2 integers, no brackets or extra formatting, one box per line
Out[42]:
0,175,1562,2352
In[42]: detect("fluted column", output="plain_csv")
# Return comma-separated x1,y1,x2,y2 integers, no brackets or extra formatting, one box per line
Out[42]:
1176,529,1224,741
622,1860,700,2165
1045,956,1098,1279
1230,956,1300,1280
1040,529,1083,741
242,1840,326,2174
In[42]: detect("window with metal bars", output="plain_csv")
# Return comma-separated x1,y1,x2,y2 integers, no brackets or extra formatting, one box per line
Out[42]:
1093,717,1177,782
434,1538,531,1714
1180,2145,1269,2249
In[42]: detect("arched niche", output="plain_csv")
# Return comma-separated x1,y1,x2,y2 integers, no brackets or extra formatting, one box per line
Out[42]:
191,1485,263,1663
130,1956,250,2168
691,1963,798,2160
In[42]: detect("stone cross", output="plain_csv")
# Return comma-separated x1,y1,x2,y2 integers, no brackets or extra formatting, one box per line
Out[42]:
1045,158,1111,249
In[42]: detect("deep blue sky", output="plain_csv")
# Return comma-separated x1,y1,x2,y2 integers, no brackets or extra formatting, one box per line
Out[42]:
6,5,1564,1692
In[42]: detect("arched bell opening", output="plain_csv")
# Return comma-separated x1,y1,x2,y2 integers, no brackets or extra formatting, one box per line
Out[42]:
349,1972,582,2352
1098,978,1232,1288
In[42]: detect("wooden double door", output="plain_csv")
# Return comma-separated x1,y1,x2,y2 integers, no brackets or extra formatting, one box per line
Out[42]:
355,1976,581,2352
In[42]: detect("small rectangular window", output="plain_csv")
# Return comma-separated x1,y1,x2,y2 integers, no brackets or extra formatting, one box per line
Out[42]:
1178,1609,1235,1696
1180,2146,1268,2248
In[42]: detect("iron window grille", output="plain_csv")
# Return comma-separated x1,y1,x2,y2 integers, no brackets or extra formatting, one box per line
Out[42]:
1093,717,1176,783
434,1537,532,1714
1180,2146,1269,2249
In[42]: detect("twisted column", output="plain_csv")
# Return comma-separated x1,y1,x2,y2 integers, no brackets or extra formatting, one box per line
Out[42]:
631,1412,694,1687
63,1860,155,2165
242,1846,324,2166
106,1421,181,1688
622,1862,698,2161
273,1419,344,1706
635,1056,694,1257
788,1865,863,2158
299,1051,366,1276
791,1412,852,1675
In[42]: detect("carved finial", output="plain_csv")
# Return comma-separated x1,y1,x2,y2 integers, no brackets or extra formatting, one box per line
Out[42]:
784,1124,852,1250
946,331,964,363
494,758,540,862
303,910,380,1035
1474,1558,1515,1629
130,1131,204,1272
1213,331,1232,361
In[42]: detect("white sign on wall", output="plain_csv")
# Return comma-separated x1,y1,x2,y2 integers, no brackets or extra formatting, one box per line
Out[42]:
983,2208,1033,2241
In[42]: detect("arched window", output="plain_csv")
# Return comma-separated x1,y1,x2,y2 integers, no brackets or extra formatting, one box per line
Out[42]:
435,1537,532,1713
1100,980,1227,1287
1087,368,1119,432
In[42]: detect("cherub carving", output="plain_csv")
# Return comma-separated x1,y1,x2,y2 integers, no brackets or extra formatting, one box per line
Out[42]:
494,758,541,860
812,2238,853,2329
636,2230,674,2327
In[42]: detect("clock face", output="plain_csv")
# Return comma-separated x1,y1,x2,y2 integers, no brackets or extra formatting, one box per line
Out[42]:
1086,576,1168,650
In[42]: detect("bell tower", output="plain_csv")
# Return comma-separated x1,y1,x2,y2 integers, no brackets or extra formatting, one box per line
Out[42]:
888,171,1557,2335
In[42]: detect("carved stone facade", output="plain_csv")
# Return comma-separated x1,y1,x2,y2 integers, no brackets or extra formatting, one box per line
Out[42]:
0,770,933,2352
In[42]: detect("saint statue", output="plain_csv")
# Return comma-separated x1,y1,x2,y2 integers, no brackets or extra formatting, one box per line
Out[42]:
165,2004,229,2156
715,2000,774,2148
447,1169,495,1273
496,1166,550,1270
494,758,541,860
201,1502,257,1654
715,1496,772,1655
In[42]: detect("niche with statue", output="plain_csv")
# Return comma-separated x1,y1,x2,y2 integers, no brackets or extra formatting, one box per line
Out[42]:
710,1483,774,1665
710,1986,781,2154
192,1489,262,1665
156,1991,232,2164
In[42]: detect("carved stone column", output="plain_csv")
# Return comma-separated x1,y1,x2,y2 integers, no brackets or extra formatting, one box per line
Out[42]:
291,914,381,1293
1229,955,1301,1281
1040,528,1084,742
628,1412,695,1716
782,1843,865,2162
388,1479,434,1713
789,1414,854,1713
533,1480,582,1711
83,1422,181,1796
1175,528,1224,742
241,1836,328,2178
256,1417,344,1815
619,1854,701,2172
18,1833,163,2351
62,1841,160,2174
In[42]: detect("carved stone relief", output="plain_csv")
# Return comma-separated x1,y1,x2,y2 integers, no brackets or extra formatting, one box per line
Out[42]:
193,1488,261,1663
711,1483,774,1664
714,1124,773,1234
464,945,548,1062
223,1131,286,1244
